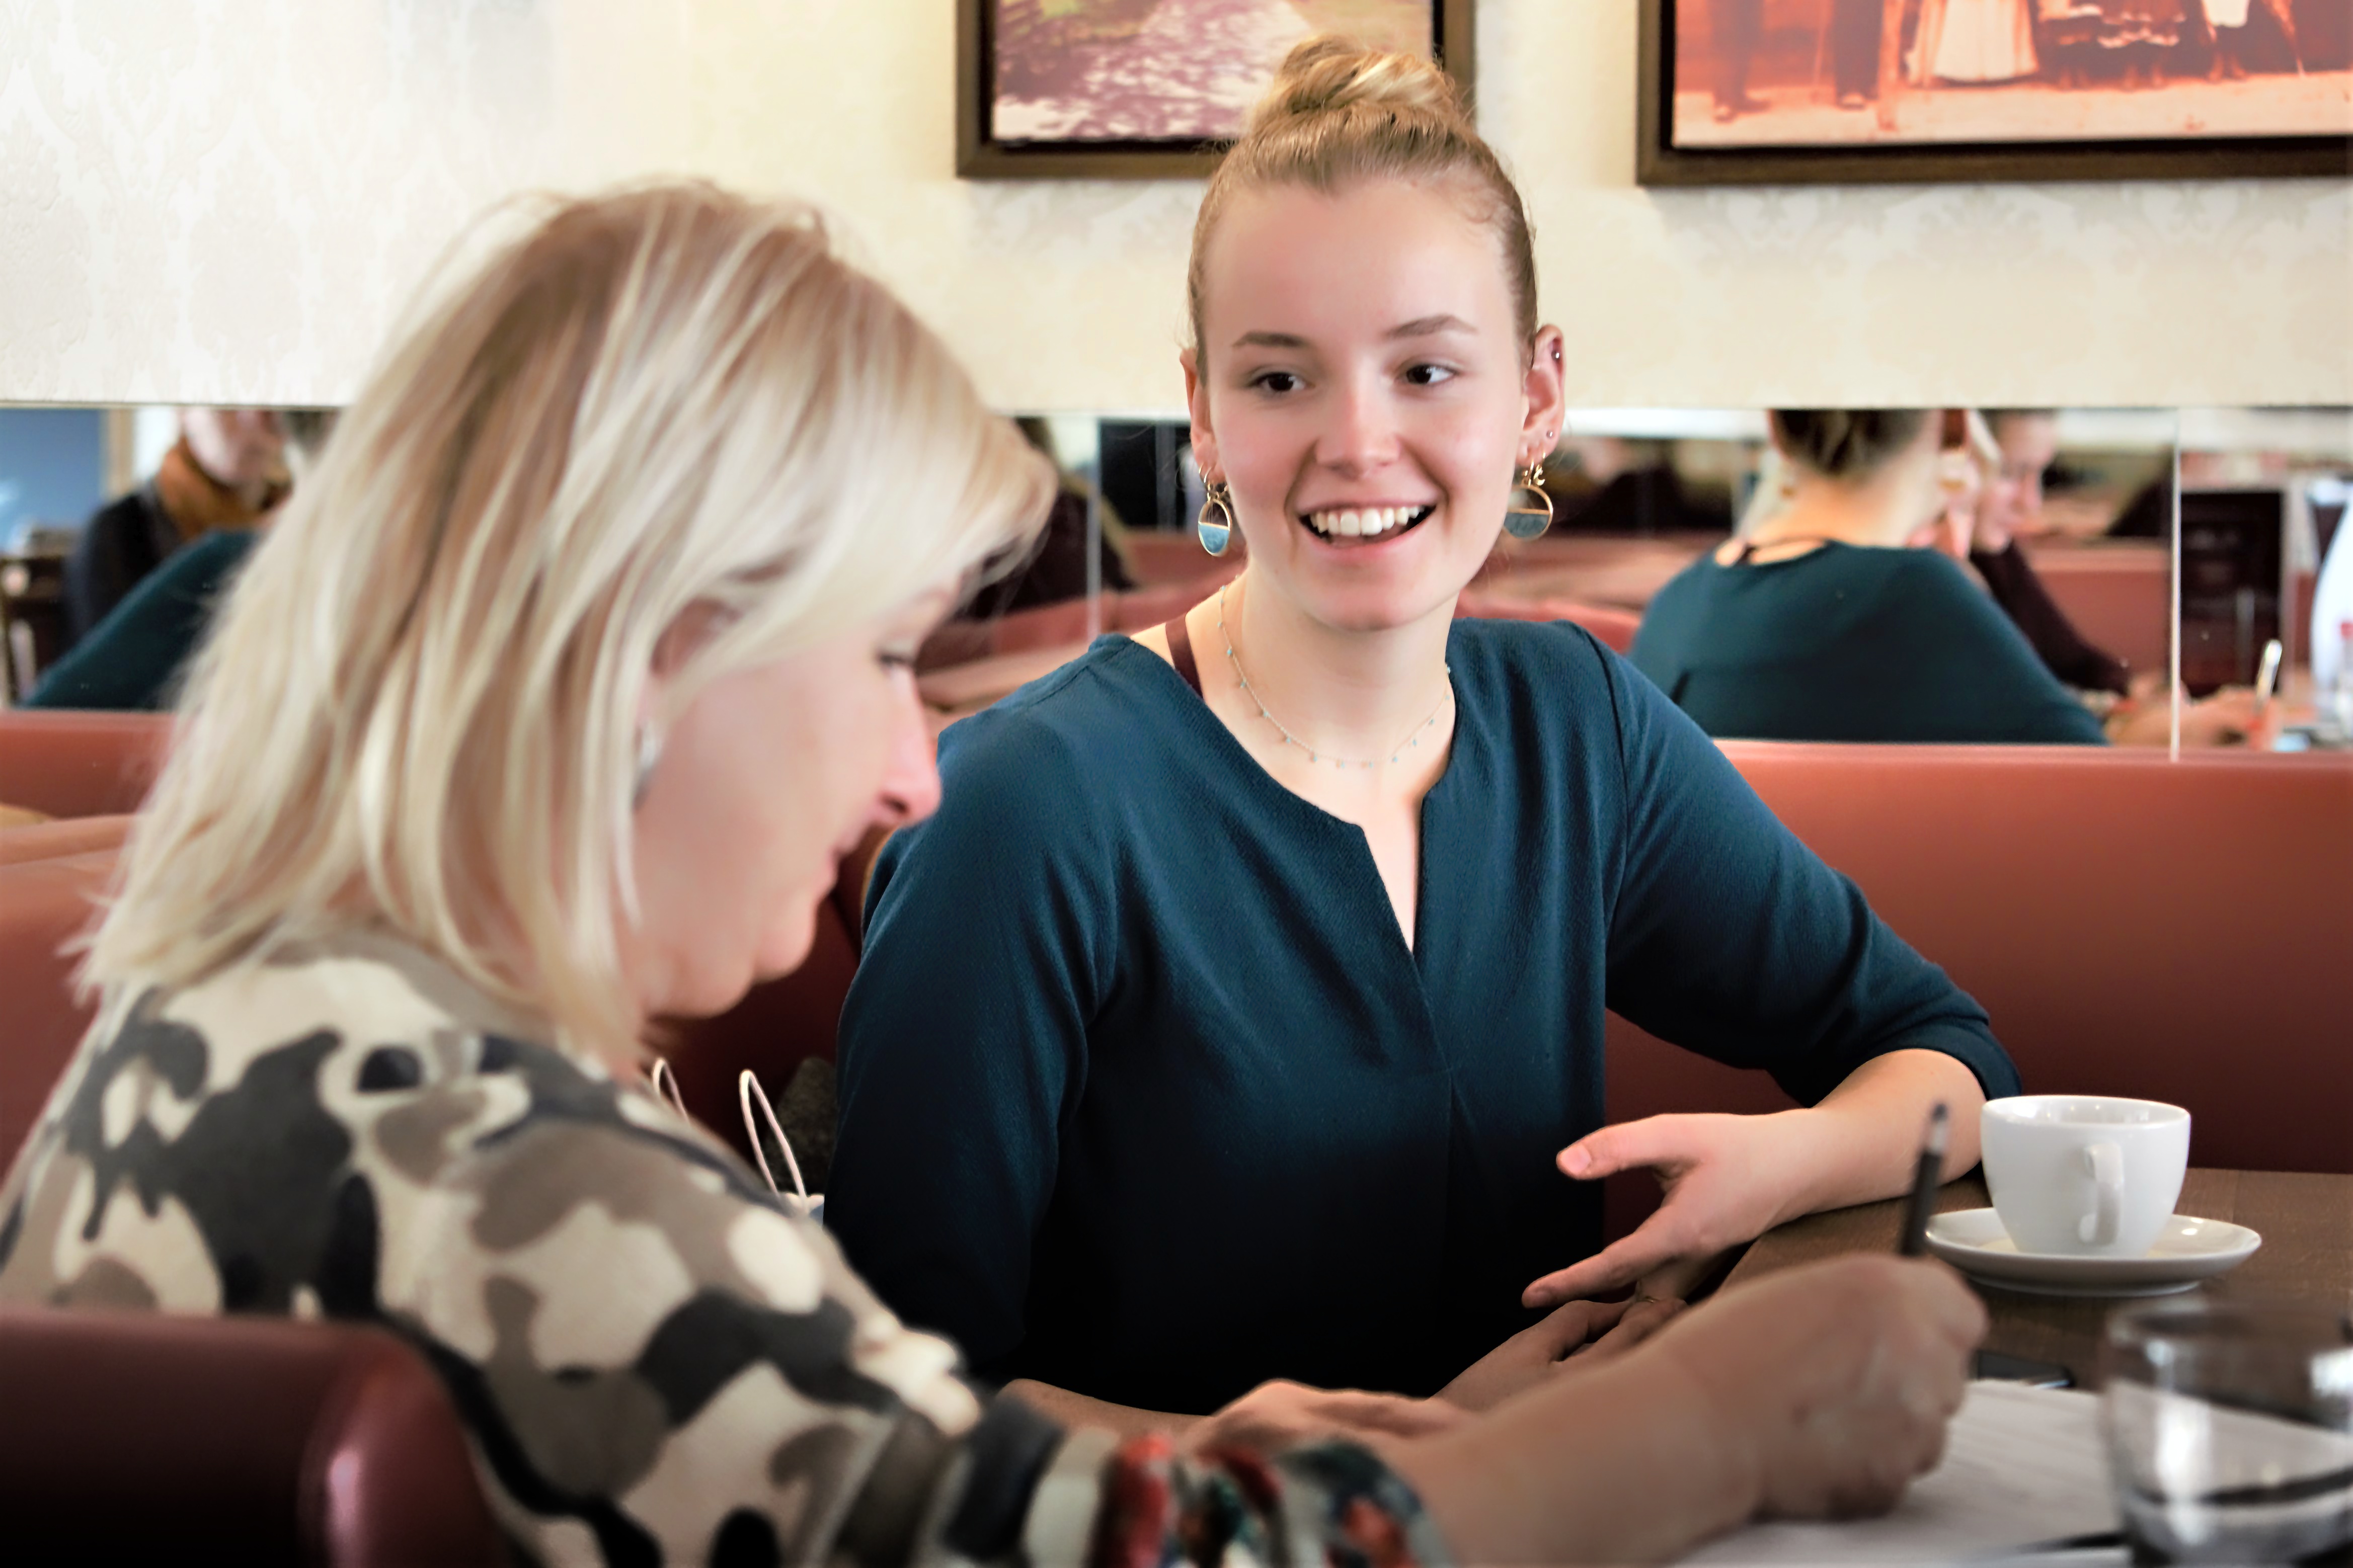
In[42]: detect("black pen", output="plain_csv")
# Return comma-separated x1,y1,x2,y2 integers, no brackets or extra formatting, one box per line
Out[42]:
1899,1102,1949,1258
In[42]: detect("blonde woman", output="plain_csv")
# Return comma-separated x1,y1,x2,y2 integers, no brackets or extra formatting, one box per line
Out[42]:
1,183,1984,1566
835,39,2012,1441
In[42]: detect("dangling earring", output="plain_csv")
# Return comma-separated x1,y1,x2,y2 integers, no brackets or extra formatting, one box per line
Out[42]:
1504,458,1554,541
632,722,664,808
1197,479,1234,557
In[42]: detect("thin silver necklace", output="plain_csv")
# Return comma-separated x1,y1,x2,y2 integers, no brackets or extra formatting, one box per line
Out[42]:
1217,580,1450,770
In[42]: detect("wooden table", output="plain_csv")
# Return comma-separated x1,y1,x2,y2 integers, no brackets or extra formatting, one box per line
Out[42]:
1723,1168,2353,1388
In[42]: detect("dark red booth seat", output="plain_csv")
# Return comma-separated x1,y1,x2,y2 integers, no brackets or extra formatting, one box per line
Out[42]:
1602,744,2353,1239
0,709,173,819
0,848,114,1169
8,746,2345,1224
0,1307,501,1565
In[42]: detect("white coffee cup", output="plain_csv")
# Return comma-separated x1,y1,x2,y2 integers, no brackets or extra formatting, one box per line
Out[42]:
1980,1096,2190,1258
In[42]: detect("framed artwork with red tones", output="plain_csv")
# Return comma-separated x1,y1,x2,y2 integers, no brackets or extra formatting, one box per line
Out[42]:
957,0,1477,179
1638,0,2352,185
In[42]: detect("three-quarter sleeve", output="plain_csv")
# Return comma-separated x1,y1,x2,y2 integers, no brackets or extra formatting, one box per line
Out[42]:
1595,646,2022,1105
828,700,1114,1382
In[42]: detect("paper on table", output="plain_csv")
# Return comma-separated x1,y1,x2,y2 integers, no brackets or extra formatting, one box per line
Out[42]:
1675,1380,2120,1565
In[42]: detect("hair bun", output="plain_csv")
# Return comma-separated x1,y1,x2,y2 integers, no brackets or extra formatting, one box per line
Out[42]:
1247,36,1465,134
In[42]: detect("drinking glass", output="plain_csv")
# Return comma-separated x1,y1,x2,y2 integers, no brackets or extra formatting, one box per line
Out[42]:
2102,1298,2353,1565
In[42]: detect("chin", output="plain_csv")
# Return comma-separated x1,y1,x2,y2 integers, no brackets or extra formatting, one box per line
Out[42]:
752,905,822,984
1282,523,1493,630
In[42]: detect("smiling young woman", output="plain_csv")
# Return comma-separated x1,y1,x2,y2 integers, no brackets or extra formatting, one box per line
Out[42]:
831,37,2016,1442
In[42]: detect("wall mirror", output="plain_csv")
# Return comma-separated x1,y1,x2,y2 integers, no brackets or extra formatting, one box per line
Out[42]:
5,404,2348,760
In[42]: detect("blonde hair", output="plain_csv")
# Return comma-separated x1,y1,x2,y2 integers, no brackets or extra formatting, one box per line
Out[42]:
87,183,1053,1061
1188,36,1538,363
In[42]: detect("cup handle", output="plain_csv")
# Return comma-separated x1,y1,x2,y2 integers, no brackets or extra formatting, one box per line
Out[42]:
2079,1142,2124,1246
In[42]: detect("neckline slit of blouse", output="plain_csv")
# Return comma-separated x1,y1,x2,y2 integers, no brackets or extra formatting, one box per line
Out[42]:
1138,615,1457,961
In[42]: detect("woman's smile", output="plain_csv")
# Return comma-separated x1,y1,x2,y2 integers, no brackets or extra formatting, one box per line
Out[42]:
1297,501,1437,545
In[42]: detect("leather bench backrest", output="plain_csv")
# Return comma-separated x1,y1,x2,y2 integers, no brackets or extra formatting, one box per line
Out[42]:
1607,746,2353,1206
0,710,173,819
0,849,115,1170
11,746,2345,1209
0,1307,502,1566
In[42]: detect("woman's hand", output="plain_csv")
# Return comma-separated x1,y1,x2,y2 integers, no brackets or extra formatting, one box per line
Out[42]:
1185,1379,1468,1455
1387,1254,1986,1566
2105,683,2262,748
1521,1111,1817,1310
1437,1295,1685,1412
1524,1052,1986,1311
1646,1255,1986,1520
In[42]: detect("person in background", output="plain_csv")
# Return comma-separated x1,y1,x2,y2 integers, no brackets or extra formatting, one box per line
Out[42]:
835,39,2011,1454
1742,409,2128,695
1968,409,2262,746
29,410,335,710
1632,408,2110,744
1949,408,2133,696
59,408,287,648
0,180,1988,1568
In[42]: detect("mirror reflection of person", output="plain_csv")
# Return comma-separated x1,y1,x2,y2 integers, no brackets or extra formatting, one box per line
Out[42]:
28,411,334,710
0,183,1991,1568
1631,408,2110,744
1971,410,2261,747
1942,409,2132,696
833,39,2011,1479
59,407,287,649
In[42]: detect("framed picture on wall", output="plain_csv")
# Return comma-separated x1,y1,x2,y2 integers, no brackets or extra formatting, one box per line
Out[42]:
1637,0,2352,185
957,1,1476,179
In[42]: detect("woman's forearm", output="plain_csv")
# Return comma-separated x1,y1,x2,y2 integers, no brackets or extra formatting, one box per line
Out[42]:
1784,1047,1986,1218
1000,1377,1196,1441
1389,1348,1758,1565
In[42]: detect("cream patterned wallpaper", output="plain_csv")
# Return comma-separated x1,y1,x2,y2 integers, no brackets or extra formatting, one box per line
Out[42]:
1,1,2346,412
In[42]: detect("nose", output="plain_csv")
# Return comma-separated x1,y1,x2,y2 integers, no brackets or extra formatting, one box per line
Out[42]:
874,686,943,828
1315,371,1401,478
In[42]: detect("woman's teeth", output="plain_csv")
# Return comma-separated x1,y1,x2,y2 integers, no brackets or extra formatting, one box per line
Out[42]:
1304,505,1430,540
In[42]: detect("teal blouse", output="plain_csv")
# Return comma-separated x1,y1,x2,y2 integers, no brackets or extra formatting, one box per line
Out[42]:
1630,543,2108,745
830,622,2018,1413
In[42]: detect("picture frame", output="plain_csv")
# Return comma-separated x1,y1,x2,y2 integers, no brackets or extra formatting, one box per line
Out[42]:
1636,0,2351,186
957,1,1477,180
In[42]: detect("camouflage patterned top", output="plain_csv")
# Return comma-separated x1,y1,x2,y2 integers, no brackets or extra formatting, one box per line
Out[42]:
0,936,1447,1568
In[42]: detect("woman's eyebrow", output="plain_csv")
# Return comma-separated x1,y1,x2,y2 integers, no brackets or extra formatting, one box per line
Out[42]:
1229,315,1472,351
1388,313,1474,340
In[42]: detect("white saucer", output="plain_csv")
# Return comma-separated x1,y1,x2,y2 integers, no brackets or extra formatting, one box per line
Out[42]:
1924,1208,2262,1297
